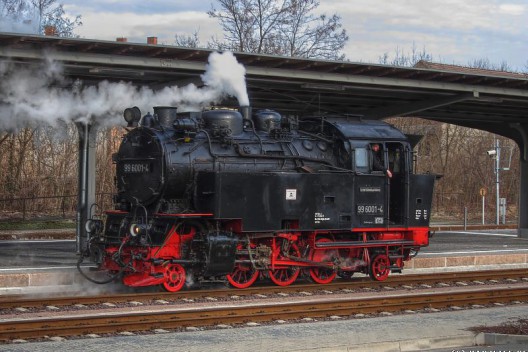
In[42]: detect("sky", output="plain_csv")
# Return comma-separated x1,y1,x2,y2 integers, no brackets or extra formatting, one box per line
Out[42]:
53,0,527,71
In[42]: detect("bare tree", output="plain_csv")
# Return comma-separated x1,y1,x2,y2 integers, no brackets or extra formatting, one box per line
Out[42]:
0,0,81,37
37,1,82,37
276,0,348,59
208,0,348,59
379,42,525,75
468,57,512,72
378,42,433,66
175,31,201,48
208,0,290,53
0,122,122,219
1,0,27,19
30,0,52,26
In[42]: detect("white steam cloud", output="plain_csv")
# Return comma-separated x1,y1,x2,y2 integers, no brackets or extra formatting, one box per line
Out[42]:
202,51,249,106
0,50,249,129
0,14,39,34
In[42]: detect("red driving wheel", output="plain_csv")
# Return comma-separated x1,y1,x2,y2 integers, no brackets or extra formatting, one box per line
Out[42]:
162,263,186,292
268,240,301,286
369,253,390,281
309,238,337,284
226,245,259,289
227,265,259,288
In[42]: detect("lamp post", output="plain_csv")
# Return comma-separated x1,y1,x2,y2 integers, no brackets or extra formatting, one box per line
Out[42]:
494,139,500,225
487,139,513,225
487,140,500,225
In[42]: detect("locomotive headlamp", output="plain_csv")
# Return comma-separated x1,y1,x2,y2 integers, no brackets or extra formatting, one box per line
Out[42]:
85,219,103,234
123,106,142,127
129,223,149,237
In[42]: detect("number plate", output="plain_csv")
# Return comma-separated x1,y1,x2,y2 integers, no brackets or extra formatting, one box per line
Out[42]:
123,162,151,173
356,204,384,215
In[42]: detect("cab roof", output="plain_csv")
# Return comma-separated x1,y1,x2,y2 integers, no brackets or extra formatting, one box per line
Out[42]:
326,117,407,141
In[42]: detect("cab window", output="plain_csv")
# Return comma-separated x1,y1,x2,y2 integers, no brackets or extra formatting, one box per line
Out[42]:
354,148,368,172
386,142,406,175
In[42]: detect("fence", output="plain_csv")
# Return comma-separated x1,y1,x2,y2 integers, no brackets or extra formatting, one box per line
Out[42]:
0,193,114,221
0,191,518,225
433,191,518,225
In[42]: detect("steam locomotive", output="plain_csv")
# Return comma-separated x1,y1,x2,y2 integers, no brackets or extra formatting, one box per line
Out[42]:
80,105,435,292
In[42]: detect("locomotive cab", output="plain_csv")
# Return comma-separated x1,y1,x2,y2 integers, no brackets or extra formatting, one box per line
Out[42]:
352,138,434,242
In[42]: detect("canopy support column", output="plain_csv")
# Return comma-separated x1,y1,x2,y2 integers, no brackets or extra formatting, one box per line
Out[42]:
76,122,98,254
511,122,528,238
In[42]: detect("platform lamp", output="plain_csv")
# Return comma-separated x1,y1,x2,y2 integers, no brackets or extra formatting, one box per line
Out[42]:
487,139,512,225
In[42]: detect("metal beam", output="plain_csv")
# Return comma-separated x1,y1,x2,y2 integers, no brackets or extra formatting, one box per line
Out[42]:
244,67,528,98
415,112,525,125
148,76,204,90
0,47,207,71
2,46,528,99
363,93,474,119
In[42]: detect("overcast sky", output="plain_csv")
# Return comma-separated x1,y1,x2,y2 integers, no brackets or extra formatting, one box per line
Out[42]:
63,0,528,70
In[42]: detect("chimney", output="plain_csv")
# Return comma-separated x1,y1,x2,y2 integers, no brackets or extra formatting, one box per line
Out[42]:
44,25,57,36
239,106,251,121
147,36,158,45
116,37,128,42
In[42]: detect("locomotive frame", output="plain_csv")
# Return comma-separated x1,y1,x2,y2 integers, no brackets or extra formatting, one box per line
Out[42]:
80,105,435,292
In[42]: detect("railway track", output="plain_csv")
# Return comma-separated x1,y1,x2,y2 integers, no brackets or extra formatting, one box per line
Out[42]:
1,284,527,342
1,268,527,310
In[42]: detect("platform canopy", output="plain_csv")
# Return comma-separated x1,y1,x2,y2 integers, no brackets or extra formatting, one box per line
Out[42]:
0,33,527,128
1,32,528,236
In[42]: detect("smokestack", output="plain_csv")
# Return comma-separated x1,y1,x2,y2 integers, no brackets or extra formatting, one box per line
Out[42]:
147,37,158,45
116,37,128,42
153,106,178,128
44,25,57,36
239,106,251,121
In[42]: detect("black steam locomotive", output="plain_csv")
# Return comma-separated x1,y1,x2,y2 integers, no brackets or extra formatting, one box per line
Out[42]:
81,106,435,292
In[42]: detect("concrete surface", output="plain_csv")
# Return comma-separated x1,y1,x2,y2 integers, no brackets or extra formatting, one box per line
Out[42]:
1,303,527,351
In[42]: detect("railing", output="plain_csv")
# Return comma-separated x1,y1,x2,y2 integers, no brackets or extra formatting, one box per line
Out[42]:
0,193,114,221
0,192,517,225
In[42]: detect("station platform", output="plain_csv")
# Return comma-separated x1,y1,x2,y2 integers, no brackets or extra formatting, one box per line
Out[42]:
0,227,527,294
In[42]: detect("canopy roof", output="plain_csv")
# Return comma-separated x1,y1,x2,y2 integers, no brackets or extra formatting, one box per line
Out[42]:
1,32,527,146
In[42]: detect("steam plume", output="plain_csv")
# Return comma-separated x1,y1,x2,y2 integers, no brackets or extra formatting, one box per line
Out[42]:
201,51,249,106
0,50,249,129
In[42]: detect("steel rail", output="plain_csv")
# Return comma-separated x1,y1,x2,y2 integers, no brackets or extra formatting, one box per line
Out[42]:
0,268,526,310
0,286,527,341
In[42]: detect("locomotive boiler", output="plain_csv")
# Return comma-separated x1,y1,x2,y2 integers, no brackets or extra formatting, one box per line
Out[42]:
80,105,435,292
